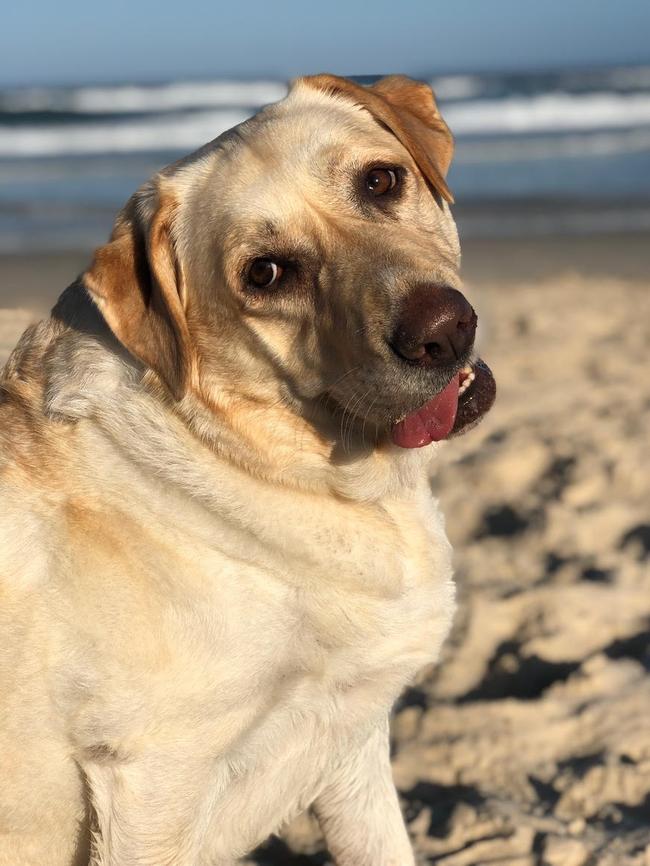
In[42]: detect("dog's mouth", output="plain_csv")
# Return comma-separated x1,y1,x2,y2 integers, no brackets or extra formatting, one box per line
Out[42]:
391,358,496,449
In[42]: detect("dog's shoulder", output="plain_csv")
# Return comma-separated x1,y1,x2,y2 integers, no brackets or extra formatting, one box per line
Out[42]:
0,315,64,478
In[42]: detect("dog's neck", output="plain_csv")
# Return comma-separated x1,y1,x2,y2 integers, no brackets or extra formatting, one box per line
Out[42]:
173,378,437,501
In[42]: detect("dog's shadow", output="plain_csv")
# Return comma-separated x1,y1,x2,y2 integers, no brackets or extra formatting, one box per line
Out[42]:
251,837,332,865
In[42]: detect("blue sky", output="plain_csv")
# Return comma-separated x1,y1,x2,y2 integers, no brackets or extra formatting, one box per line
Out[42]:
3,0,650,86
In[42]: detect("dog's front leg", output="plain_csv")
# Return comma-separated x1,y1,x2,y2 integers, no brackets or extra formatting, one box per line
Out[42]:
84,755,209,866
313,717,415,866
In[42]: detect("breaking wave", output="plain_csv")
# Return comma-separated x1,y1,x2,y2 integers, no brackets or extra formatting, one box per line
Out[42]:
0,109,250,157
0,80,287,115
444,91,650,136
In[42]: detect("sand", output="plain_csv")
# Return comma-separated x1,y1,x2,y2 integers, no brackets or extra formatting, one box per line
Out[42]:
1,235,649,865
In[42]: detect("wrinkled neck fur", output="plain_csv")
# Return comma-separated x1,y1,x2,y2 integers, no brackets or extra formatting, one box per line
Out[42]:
175,376,438,500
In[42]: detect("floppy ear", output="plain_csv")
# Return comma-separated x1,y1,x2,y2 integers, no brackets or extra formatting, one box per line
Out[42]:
84,177,192,400
298,73,454,203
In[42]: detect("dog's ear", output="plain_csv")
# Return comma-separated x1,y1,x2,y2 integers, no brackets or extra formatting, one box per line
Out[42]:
370,75,454,180
297,73,454,203
84,177,192,400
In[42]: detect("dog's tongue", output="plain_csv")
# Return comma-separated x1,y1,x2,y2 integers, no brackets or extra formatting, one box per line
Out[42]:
391,375,460,449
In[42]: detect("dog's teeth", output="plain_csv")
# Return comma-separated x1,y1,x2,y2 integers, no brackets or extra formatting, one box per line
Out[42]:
458,367,476,397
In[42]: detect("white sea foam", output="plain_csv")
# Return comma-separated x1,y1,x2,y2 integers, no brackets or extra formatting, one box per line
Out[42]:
0,109,251,157
71,80,288,113
444,91,650,135
1,80,288,114
2,85,650,159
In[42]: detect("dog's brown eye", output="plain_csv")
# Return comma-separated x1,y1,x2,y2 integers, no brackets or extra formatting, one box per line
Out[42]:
249,258,283,288
366,167,398,196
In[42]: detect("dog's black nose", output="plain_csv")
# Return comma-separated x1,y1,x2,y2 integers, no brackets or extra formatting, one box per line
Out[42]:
390,285,477,367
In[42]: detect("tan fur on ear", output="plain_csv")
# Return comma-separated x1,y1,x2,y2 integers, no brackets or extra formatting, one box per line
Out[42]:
84,178,192,400
299,73,454,203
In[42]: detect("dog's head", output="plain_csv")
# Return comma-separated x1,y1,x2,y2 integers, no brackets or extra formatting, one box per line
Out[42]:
84,74,495,456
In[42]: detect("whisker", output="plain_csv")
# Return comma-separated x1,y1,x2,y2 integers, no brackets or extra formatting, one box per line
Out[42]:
339,389,360,455
340,387,366,455
361,394,379,447
325,364,362,393
343,386,374,454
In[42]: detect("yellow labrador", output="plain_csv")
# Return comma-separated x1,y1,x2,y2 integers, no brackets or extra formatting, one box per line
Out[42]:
0,75,495,865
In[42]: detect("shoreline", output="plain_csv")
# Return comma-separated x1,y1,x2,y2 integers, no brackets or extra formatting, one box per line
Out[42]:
1,231,648,315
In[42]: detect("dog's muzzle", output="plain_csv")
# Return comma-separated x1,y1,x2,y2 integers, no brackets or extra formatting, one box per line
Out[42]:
388,285,496,448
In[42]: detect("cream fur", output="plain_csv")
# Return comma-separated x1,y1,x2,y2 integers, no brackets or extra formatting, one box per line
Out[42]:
0,77,463,865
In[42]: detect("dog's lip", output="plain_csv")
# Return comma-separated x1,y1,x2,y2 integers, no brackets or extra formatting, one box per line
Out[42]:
450,358,496,437
391,358,496,448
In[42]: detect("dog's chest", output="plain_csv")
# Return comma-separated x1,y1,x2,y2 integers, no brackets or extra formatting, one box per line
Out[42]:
65,478,454,732
156,490,452,710
172,507,454,857
178,483,454,699
62,477,454,855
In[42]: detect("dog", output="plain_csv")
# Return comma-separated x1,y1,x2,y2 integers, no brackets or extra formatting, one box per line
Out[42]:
0,74,495,865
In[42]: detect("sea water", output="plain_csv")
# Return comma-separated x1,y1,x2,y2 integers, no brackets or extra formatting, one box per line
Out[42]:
1,65,650,252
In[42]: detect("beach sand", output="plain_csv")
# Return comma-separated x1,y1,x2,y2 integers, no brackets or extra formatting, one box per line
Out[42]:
1,234,649,865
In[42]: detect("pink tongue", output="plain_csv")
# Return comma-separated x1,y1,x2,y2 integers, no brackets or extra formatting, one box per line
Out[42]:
391,375,460,449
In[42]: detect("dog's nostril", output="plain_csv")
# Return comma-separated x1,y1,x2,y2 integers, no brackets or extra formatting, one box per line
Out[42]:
424,341,443,358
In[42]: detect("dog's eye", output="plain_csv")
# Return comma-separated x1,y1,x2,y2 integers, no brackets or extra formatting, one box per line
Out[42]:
249,258,283,288
366,167,398,196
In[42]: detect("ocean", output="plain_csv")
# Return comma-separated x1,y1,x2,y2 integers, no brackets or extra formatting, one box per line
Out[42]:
2,65,650,252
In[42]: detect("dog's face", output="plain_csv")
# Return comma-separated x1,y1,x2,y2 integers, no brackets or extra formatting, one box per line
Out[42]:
85,75,495,452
